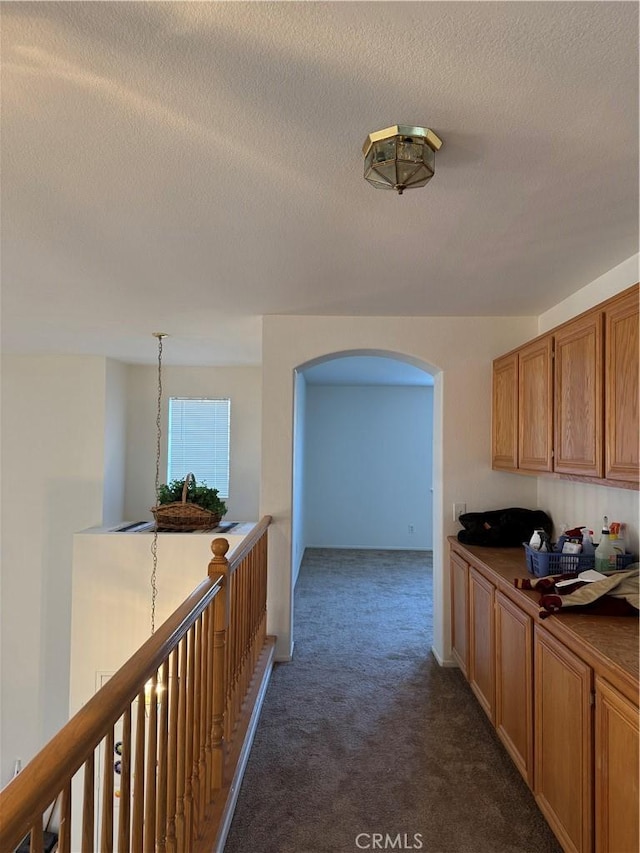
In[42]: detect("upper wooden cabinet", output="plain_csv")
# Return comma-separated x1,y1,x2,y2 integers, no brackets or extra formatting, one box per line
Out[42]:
518,336,554,472
605,289,639,483
491,352,518,470
554,311,603,477
492,283,639,489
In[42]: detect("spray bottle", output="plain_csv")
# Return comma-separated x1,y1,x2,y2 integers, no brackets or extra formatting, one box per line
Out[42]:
595,517,617,572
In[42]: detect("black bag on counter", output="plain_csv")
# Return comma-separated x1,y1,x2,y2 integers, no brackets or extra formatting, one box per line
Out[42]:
457,507,553,548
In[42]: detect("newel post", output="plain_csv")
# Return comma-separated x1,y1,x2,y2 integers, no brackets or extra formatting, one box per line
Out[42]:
209,538,229,792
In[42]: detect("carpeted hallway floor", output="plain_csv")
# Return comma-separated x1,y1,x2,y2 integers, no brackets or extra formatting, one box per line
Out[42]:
224,549,561,853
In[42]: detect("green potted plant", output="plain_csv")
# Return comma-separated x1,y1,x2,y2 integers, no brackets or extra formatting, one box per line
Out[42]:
152,472,227,531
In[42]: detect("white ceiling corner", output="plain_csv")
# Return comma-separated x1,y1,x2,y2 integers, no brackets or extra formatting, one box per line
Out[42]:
1,1,638,366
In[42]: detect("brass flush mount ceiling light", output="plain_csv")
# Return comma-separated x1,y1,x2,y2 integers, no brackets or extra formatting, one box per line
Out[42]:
363,125,443,195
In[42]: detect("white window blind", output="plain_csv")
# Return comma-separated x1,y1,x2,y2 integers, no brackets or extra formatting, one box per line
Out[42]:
167,398,230,497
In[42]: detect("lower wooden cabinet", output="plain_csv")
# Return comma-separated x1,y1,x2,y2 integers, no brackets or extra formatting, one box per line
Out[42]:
595,676,640,853
450,551,469,676
449,543,640,853
468,567,495,723
534,626,593,853
495,591,533,787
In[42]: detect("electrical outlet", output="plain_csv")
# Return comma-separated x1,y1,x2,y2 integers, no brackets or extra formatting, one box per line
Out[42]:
408,524,415,534
453,503,466,522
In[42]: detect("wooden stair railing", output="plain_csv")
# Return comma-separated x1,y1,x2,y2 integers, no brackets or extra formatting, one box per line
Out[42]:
0,516,274,853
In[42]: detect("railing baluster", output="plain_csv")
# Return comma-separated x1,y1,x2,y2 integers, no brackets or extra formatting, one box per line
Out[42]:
101,728,114,852
239,562,247,705
199,608,209,815
132,689,146,851
184,625,196,850
82,753,95,852
157,659,169,852
175,636,187,852
192,616,202,836
30,822,44,853
211,593,225,786
59,780,72,853
166,648,179,852
118,705,132,853
229,572,237,741
144,674,158,853
205,599,215,807
209,538,230,790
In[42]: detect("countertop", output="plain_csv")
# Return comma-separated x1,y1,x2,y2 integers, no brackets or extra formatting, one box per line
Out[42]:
449,537,639,702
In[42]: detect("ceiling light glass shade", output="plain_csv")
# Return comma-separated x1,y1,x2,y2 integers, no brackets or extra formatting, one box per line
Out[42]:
363,125,443,195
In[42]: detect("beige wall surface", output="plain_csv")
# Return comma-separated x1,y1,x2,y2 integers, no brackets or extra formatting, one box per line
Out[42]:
0,355,108,786
260,316,539,662
103,359,127,526
538,253,639,334
123,364,262,523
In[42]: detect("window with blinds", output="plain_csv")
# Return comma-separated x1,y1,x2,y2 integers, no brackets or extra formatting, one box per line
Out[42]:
167,398,230,497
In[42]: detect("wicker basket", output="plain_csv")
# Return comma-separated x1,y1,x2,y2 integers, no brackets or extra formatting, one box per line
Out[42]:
151,473,222,532
524,542,636,578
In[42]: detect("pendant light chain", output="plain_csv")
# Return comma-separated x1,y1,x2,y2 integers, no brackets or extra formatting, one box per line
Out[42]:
150,333,165,635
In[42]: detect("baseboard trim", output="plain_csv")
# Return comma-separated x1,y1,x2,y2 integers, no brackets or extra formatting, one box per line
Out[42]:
305,545,433,552
431,646,458,668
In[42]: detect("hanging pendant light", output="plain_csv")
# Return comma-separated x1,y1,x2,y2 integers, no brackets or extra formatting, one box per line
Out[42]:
363,125,443,195
150,332,167,636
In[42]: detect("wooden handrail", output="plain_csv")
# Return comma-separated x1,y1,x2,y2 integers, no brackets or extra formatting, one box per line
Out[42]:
0,515,274,853
0,574,222,850
222,515,272,574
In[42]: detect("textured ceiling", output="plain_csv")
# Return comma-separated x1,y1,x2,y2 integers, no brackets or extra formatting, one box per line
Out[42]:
1,1,638,365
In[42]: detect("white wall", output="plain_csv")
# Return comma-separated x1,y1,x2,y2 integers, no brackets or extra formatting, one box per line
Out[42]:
260,320,539,662
538,253,639,333
103,360,127,526
291,371,307,584
538,480,638,557
69,525,258,717
0,355,107,786
304,385,433,549
123,365,261,523
537,253,639,556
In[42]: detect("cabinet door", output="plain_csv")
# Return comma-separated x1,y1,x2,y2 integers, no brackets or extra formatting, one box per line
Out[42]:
534,626,593,853
595,676,639,853
450,551,468,676
518,336,554,471
495,592,533,788
605,287,639,483
492,352,518,470
468,568,495,723
554,311,603,477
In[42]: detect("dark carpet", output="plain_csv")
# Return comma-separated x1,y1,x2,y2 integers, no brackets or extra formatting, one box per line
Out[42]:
224,549,561,853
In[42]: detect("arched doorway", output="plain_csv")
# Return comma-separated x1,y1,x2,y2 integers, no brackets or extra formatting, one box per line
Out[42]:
291,349,441,652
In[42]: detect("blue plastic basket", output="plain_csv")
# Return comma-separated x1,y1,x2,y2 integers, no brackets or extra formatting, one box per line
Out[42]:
523,543,636,578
